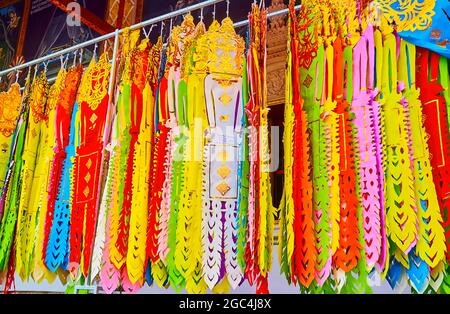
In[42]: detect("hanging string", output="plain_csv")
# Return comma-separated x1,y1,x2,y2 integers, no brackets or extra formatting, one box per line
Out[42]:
65,54,70,68
26,65,32,88
60,55,65,69
73,50,78,67
160,20,165,40
226,0,230,17
79,48,84,65
143,27,149,38
213,3,216,21
159,20,166,63
200,7,204,22
144,24,156,39
168,17,173,44
33,64,38,80
93,42,98,61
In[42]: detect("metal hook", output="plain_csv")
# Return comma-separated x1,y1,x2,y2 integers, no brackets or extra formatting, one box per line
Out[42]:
104,40,108,54
64,54,70,68
213,3,216,20
165,18,173,45
15,70,19,84
226,0,230,17
200,7,204,22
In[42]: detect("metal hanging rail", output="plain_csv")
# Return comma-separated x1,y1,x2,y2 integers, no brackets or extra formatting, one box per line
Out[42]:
0,0,225,78
0,0,302,79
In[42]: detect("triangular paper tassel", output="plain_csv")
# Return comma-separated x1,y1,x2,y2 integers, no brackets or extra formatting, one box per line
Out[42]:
45,155,72,272
157,131,173,263
185,261,208,294
429,262,445,293
152,259,169,288
100,208,120,294
256,273,269,294
212,276,230,294
224,201,243,290
145,260,154,287
121,266,142,294
406,250,429,293
386,258,406,291
91,142,117,280
100,257,120,295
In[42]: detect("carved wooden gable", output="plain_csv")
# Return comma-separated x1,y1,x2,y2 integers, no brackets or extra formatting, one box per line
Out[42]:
267,0,287,106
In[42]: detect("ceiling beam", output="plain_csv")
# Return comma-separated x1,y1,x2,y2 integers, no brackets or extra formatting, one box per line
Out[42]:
48,0,115,35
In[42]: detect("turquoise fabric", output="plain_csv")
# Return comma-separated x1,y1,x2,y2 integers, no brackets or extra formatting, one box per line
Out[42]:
398,1,450,58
